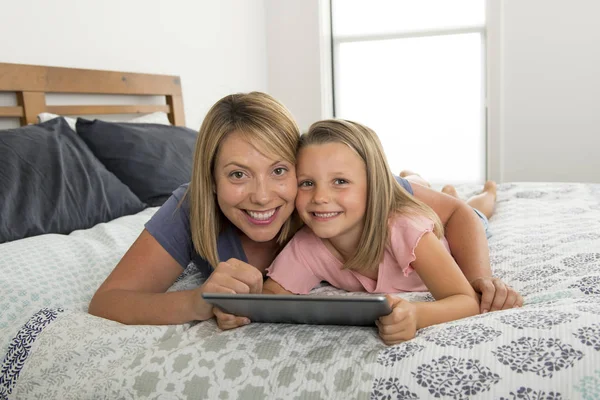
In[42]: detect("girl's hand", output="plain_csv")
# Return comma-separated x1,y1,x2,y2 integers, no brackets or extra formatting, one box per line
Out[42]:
470,277,524,313
376,295,417,345
213,307,250,330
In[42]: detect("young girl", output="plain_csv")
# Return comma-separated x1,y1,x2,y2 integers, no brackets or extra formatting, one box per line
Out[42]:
262,119,480,345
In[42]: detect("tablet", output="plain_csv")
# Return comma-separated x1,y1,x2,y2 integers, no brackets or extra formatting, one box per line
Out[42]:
202,293,392,326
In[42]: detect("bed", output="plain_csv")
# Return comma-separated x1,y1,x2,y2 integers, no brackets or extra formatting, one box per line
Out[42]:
1,63,600,400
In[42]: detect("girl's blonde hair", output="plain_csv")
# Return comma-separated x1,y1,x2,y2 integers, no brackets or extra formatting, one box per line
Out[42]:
301,119,444,272
186,92,301,268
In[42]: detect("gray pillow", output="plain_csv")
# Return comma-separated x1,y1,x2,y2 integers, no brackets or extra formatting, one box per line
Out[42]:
76,119,197,206
0,118,146,243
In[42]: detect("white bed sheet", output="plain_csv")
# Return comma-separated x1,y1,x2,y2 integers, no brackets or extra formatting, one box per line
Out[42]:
0,207,159,353
2,183,600,399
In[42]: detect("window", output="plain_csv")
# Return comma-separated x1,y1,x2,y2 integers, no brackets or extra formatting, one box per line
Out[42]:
331,0,486,183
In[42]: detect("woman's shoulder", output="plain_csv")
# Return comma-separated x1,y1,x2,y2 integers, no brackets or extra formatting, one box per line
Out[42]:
171,182,190,203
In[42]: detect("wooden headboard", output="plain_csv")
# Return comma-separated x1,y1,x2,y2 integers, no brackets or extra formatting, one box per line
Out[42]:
0,63,185,126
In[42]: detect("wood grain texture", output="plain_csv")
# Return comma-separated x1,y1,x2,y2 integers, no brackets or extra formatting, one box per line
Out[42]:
0,106,23,117
0,62,185,126
17,92,46,125
47,105,170,116
166,95,186,126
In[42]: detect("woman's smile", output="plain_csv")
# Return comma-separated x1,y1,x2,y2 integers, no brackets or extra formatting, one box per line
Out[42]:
244,207,280,224
214,131,297,242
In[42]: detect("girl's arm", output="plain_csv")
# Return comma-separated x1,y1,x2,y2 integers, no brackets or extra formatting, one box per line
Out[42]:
410,183,522,312
378,231,479,345
410,231,480,328
263,278,293,294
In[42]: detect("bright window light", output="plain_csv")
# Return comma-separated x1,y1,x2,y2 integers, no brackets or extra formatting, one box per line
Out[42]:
332,1,486,184
333,0,485,36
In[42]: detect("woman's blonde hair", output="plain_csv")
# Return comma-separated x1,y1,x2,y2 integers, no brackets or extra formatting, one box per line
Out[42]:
301,119,444,272
186,92,301,268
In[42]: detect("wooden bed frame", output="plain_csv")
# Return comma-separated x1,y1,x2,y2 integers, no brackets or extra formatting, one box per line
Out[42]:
0,62,185,126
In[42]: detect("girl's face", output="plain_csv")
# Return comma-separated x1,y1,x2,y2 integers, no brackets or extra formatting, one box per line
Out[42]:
295,142,368,243
214,131,297,243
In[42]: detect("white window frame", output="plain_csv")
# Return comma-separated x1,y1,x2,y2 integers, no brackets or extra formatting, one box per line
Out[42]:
328,0,492,182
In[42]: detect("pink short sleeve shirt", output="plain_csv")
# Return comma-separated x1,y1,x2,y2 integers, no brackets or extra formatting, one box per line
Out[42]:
266,214,451,294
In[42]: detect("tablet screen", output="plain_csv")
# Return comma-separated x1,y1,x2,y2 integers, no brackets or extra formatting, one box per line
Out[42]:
202,293,392,326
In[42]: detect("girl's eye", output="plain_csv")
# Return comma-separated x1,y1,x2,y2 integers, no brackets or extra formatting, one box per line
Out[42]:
334,178,348,185
298,180,313,188
230,171,245,179
273,167,287,176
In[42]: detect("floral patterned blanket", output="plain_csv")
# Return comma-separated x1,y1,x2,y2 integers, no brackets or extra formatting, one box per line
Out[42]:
1,183,600,399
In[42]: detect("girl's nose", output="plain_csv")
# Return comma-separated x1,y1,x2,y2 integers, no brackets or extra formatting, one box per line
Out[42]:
312,186,330,204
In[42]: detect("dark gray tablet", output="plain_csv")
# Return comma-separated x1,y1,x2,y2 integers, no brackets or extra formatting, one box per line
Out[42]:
202,293,392,326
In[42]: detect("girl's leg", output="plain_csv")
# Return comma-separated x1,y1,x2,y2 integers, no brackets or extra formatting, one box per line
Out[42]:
399,170,431,187
464,181,497,219
442,181,497,219
441,184,459,197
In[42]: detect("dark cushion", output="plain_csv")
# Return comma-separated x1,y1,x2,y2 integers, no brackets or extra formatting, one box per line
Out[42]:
76,119,197,206
0,118,146,243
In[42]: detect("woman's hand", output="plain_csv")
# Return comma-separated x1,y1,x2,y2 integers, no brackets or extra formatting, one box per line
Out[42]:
470,276,524,313
197,258,264,329
376,295,417,346
213,307,250,330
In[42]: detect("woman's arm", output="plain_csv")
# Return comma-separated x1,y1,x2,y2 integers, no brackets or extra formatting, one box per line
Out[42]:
410,183,522,312
212,278,292,330
88,229,263,325
410,183,491,280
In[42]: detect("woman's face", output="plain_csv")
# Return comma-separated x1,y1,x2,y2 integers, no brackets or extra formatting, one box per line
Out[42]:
214,131,297,243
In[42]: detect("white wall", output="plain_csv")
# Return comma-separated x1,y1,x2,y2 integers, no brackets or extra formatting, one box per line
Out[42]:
0,0,268,131
266,0,600,183
494,0,600,183
5,1,598,183
265,0,333,133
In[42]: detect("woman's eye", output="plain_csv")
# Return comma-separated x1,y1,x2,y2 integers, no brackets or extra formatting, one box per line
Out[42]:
230,171,245,179
273,167,287,176
298,181,313,187
334,178,348,185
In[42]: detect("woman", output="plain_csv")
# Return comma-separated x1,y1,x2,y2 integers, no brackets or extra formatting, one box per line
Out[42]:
89,92,520,326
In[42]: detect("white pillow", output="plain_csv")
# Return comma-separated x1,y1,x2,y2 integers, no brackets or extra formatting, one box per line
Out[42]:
37,111,172,131
128,112,172,125
38,113,78,131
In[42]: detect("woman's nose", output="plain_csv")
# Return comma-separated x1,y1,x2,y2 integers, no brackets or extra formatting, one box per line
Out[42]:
249,178,271,205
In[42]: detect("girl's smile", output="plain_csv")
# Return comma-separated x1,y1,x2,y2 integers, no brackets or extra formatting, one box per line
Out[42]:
295,142,368,258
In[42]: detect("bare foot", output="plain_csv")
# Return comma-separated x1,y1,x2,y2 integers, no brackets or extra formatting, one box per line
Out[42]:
441,184,459,198
466,180,498,219
483,180,497,196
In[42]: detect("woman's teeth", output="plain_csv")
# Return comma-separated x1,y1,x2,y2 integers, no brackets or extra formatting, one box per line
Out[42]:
246,209,276,220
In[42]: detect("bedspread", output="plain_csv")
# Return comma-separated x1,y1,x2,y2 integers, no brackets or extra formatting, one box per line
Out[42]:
2,183,600,399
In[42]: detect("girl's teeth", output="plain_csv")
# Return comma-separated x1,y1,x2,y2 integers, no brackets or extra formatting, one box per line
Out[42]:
314,212,339,218
247,209,276,220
